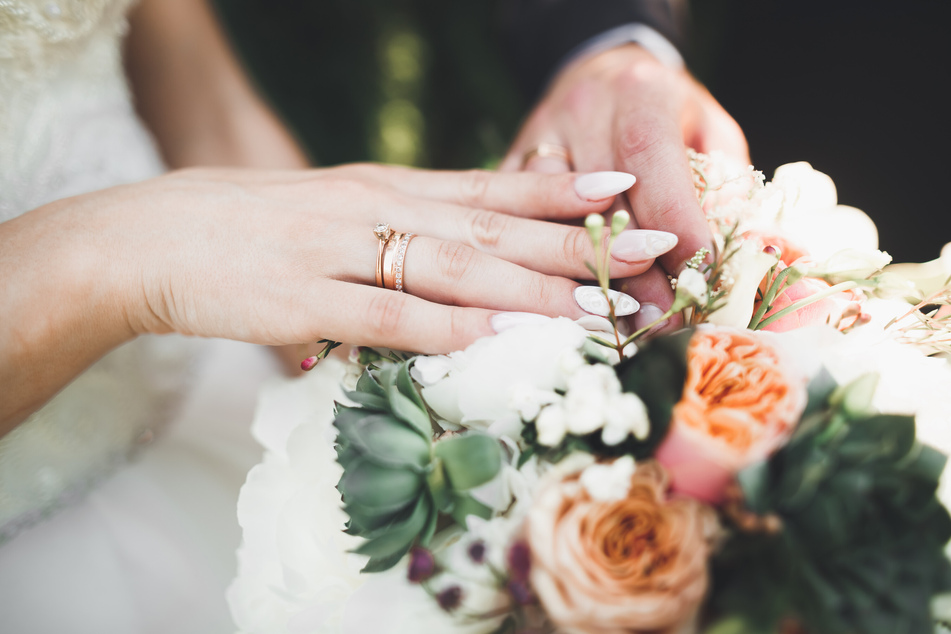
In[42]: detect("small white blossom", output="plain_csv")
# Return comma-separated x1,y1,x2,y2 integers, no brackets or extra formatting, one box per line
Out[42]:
601,392,650,446
510,385,560,421
580,456,637,501
676,267,709,305
563,365,618,436
536,405,568,447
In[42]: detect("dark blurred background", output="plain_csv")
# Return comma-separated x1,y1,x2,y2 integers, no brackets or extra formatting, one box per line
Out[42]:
211,0,951,263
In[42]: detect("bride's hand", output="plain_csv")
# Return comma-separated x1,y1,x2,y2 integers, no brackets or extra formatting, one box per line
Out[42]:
1,164,677,430
115,165,673,350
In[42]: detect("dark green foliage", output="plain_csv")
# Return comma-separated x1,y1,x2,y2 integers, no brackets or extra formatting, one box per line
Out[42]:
710,374,951,634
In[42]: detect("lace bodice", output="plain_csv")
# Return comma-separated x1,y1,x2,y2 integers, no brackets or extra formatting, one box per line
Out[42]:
0,0,197,541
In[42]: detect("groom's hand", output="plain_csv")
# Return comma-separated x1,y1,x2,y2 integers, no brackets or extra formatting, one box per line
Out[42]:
502,44,748,332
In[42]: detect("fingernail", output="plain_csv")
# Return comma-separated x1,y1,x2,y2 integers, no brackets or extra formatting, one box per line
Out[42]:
490,312,552,333
611,230,678,262
574,171,636,202
573,286,639,317
632,303,667,333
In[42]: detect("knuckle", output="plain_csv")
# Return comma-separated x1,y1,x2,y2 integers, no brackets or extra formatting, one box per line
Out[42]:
616,121,666,163
446,306,470,350
367,292,407,340
467,209,508,248
562,227,592,264
459,169,492,207
435,241,477,283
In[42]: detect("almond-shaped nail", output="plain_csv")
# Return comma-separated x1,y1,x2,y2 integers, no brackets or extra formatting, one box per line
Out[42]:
574,171,636,202
490,312,552,333
573,287,639,317
632,303,668,333
611,230,678,262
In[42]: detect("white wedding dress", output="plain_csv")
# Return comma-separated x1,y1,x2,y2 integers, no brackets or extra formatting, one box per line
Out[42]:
0,2,280,632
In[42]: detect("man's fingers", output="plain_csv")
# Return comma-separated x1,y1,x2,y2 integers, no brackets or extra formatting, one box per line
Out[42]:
616,264,681,334
614,103,713,276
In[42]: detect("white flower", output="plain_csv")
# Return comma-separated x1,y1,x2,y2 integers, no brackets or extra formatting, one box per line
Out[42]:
563,364,619,436
228,359,369,634
602,392,650,445
580,456,637,501
810,248,892,281
510,384,560,421
707,238,778,328
420,318,589,438
410,355,455,386
536,404,568,447
675,267,709,305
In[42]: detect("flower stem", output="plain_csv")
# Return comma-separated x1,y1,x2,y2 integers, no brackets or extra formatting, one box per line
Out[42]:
754,281,859,330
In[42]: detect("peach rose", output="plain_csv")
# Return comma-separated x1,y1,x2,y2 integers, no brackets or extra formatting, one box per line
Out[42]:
655,327,807,504
528,461,717,634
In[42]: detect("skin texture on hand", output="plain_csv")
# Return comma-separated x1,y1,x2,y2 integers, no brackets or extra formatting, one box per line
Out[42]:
0,166,670,435
503,43,749,331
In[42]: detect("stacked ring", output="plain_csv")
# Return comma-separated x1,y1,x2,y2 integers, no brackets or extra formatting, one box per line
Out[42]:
373,224,416,292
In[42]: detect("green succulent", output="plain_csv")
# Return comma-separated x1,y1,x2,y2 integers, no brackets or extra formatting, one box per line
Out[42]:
335,360,502,572
709,371,951,634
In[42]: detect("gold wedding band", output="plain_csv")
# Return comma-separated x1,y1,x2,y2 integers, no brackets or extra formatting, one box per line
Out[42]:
374,223,416,292
522,143,573,168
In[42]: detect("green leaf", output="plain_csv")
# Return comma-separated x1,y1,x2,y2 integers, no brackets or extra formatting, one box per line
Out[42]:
447,492,493,526
434,434,502,490
398,361,427,412
388,387,433,439
802,367,838,419
336,412,431,470
830,373,880,420
343,390,389,411
615,329,692,456
737,460,771,514
339,458,423,511
904,443,948,483
426,458,452,511
357,369,387,398
353,495,432,569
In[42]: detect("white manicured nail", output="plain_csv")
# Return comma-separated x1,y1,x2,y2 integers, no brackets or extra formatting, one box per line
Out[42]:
574,171,636,201
573,287,639,317
632,303,667,333
611,230,678,262
490,312,552,333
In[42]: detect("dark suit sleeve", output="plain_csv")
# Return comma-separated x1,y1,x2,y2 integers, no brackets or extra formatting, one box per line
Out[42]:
500,0,683,103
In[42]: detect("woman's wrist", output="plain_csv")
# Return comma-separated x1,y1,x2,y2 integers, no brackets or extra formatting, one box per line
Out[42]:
0,194,141,433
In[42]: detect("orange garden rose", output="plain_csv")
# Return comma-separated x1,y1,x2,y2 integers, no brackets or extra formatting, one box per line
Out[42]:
527,461,717,634
654,327,808,504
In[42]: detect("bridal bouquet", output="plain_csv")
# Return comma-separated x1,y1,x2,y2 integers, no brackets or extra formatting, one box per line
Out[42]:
229,155,951,634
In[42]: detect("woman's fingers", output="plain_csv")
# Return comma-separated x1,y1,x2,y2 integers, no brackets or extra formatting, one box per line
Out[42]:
311,281,548,354
398,237,584,317
391,201,675,279
328,165,635,220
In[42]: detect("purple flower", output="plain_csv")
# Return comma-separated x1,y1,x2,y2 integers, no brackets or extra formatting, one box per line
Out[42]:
507,540,531,581
436,585,463,612
407,547,435,583
507,579,535,606
467,540,486,564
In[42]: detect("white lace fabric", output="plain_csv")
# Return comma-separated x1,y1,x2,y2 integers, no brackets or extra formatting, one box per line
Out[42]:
0,0,196,541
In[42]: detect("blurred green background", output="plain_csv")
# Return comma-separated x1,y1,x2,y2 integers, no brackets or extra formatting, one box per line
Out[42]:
212,0,951,262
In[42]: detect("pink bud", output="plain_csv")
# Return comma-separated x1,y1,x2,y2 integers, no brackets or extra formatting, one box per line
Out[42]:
300,356,320,372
